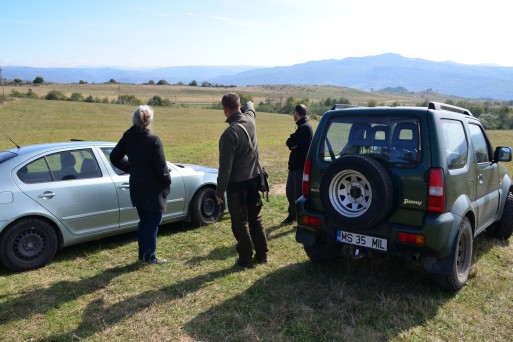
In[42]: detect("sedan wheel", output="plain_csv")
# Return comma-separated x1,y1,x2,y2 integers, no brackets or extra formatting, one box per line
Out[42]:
0,218,58,271
190,188,221,226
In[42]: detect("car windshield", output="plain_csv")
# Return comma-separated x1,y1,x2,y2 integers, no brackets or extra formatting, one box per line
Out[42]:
0,151,17,164
320,116,421,167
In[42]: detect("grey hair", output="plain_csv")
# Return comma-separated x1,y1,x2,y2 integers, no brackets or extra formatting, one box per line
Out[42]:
132,105,154,129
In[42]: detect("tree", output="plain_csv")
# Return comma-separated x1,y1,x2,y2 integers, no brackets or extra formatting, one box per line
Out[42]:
148,80,155,85
33,76,44,85
201,81,212,87
188,80,198,86
108,79,118,84
79,80,87,84
13,78,24,85
157,79,169,85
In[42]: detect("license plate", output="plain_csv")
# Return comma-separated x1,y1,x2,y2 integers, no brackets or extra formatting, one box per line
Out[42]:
337,230,388,251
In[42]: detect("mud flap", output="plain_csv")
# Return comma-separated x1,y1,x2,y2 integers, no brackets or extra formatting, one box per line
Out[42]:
296,228,317,247
423,255,454,276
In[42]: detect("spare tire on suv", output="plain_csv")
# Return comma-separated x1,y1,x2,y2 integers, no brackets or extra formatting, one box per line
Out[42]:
320,155,393,229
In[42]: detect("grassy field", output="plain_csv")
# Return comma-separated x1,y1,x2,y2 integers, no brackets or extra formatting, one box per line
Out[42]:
1,97,513,341
4,83,459,107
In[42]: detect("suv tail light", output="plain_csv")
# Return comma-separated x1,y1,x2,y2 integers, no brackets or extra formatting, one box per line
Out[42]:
302,159,312,197
427,168,445,213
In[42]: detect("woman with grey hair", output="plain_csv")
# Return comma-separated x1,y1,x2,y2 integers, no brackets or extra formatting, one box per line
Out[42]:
110,105,171,264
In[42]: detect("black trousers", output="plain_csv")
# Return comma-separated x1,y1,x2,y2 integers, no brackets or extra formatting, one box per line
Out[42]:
286,169,303,218
227,177,268,263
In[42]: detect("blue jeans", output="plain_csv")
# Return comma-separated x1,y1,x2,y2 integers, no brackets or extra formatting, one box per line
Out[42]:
136,208,163,262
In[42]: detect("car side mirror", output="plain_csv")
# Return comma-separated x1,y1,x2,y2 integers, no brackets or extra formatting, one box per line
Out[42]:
493,146,512,163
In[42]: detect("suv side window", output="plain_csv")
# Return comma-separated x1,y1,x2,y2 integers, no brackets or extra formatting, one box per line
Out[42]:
468,123,492,163
441,119,468,170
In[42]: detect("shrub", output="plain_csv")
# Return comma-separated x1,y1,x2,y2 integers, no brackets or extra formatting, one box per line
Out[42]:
116,94,142,105
79,80,88,84
45,90,67,101
148,95,172,106
69,92,84,102
26,89,39,99
188,80,198,86
10,89,26,98
157,79,169,85
85,95,95,103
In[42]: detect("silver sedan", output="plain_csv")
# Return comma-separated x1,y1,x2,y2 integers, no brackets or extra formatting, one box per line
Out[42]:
0,141,223,271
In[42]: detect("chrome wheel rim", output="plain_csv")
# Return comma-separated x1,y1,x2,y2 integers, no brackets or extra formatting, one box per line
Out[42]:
329,169,372,218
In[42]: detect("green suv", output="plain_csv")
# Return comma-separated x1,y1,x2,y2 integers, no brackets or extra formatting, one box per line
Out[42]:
295,102,513,291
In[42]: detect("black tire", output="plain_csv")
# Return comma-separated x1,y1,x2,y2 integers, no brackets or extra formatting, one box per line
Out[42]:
320,155,393,229
304,239,341,262
190,187,221,226
487,192,513,240
433,217,473,292
0,218,58,271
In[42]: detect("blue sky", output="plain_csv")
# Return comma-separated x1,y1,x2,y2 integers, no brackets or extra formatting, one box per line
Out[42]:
2,0,513,67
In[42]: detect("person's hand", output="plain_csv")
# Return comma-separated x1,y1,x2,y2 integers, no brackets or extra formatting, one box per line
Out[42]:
216,196,224,205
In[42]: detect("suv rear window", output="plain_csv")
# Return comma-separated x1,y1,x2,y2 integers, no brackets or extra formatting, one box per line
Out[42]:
320,116,421,166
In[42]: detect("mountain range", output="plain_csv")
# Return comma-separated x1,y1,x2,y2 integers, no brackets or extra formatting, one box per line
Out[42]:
4,54,513,99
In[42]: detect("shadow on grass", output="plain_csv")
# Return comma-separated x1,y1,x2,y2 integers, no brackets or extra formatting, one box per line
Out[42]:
35,265,241,341
0,262,144,325
47,221,202,267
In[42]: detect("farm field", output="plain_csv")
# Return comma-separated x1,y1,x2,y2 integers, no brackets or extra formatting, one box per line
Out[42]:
3,82,458,107
1,97,513,341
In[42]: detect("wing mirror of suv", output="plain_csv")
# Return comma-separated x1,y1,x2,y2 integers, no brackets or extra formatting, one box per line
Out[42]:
493,146,512,163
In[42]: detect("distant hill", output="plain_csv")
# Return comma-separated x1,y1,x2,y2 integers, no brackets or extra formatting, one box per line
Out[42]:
2,66,258,85
211,54,513,100
4,54,513,99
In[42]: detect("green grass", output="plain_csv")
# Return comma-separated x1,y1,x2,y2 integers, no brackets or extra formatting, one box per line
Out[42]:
1,98,513,341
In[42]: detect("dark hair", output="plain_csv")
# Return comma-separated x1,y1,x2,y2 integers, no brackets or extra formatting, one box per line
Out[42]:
295,104,307,117
222,93,241,112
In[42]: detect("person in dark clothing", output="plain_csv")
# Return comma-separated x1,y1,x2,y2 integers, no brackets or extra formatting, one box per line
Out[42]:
110,105,171,265
283,104,313,224
215,93,268,268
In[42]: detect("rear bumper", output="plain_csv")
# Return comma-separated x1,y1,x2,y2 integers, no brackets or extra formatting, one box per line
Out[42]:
295,197,461,260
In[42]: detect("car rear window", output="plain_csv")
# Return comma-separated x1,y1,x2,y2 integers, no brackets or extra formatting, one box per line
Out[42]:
320,116,421,167
0,151,17,164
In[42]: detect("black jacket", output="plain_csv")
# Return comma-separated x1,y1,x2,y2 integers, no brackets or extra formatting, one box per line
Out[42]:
286,117,313,171
216,102,260,198
110,126,171,213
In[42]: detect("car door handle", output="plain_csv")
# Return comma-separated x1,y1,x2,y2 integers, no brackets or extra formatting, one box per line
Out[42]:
478,174,484,183
118,183,130,190
38,191,56,199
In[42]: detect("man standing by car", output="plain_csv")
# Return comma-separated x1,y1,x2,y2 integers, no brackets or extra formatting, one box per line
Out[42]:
283,104,313,224
215,93,268,268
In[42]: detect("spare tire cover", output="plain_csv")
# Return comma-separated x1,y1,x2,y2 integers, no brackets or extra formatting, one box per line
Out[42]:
320,155,393,229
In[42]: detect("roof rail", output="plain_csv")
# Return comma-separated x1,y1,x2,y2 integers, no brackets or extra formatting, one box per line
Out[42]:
428,102,473,116
330,104,359,110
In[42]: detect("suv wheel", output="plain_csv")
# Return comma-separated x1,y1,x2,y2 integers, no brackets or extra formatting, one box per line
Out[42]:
433,217,473,291
320,155,393,229
486,192,513,240
304,238,341,262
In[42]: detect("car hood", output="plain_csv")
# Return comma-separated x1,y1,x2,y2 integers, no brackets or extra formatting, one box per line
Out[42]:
173,163,218,174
